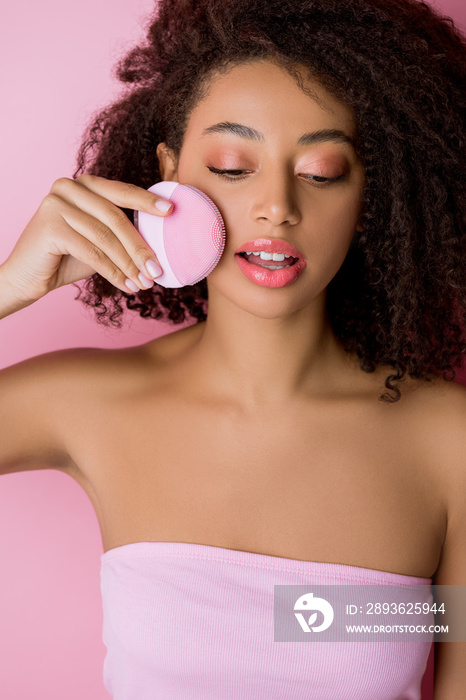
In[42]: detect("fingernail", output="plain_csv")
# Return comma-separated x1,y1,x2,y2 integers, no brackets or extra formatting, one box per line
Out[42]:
145,259,162,278
138,271,154,288
125,278,139,293
155,199,172,213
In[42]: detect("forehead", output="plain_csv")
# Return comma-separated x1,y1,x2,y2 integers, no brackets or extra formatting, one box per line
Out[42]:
184,59,356,143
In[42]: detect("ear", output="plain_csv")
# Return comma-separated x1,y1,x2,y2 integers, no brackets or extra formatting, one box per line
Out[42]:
156,143,179,181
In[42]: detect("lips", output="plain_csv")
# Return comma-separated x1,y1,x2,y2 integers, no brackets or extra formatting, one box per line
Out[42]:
234,238,304,259
235,253,306,288
241,252,297,267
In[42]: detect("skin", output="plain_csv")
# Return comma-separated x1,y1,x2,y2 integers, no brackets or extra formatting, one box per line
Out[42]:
49,58,451,585
156,59,367,407
1,57,464,696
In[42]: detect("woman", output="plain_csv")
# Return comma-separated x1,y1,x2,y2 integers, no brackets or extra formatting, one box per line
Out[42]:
0,0,465,697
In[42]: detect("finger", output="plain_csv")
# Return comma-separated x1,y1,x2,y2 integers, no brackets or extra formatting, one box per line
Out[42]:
55,218,151,295
51,176,168,280
52,197,156,292
74,174,173,215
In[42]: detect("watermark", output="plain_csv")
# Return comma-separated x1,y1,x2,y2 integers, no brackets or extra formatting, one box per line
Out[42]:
274,584,466,642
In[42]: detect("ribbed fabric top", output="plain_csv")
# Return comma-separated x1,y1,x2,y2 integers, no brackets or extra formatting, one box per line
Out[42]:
100,541,433,700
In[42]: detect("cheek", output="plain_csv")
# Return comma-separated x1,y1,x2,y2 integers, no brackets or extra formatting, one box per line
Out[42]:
176,154,199,183
307,194,361,267
313,182,363,229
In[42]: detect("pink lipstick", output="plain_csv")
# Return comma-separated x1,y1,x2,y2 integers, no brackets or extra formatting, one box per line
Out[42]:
234,238,306,288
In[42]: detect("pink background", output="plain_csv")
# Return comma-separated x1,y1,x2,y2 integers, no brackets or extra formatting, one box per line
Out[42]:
0,1,464,697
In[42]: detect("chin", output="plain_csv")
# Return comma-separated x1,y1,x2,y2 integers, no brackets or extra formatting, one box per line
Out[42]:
242,299,316,321
207,279,319,322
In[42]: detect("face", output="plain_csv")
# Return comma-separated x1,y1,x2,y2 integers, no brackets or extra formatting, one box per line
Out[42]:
157,59,366,320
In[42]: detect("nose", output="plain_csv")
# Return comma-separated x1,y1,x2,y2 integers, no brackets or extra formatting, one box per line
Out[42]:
249,170,301,227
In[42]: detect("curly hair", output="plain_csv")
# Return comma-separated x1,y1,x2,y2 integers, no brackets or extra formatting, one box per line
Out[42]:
72,0,466,403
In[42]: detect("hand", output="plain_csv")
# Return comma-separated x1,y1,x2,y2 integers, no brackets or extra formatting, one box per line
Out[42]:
1,174,173,305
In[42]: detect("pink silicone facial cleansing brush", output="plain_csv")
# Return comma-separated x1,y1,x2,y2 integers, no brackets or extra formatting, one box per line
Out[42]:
134,181,226,288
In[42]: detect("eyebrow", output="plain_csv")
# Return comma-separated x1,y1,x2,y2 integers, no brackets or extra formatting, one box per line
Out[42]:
201,121,354,146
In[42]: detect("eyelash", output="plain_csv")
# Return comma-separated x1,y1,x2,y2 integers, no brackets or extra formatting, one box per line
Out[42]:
206,166,346,186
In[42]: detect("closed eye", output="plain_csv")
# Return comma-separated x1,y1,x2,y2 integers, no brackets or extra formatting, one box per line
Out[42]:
206,165,347,187
206,166,250,181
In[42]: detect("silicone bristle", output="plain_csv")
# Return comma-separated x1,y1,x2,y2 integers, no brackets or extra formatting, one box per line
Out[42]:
163,185,226,285
211,217,226,249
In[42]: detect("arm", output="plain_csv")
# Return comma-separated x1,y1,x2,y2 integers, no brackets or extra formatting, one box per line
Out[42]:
0,172,173,465
432,382,466,699
0,351,75,476
0,263,36,320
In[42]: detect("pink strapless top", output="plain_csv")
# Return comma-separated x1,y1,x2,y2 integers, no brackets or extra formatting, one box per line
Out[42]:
100,541,433,700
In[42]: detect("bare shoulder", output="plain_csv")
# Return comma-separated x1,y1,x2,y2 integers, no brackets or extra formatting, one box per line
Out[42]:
0,324,198,477
407,376,466,584
5,320,201,405
0,344,134,413
0,345,142,476
414,378,466,697
13,322,202,390
19,322,204,414
409,375,466,479
407,375,466,500
0,344,146,398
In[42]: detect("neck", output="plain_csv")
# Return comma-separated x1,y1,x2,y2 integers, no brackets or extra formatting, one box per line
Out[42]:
185,290,357,408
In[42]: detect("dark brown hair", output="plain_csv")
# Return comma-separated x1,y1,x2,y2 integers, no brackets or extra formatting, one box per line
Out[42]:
73,0,466,403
